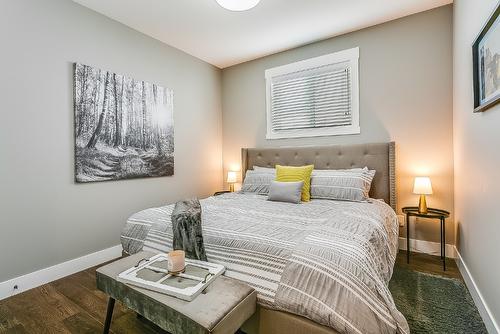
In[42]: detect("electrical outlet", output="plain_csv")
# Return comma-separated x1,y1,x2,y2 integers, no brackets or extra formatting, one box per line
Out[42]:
397,214,405,227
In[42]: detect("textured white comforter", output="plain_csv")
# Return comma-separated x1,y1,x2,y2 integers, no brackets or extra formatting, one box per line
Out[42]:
121,192,409,334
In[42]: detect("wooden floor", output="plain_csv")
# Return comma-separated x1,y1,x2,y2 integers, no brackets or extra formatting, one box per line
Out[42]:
396,250,462,280
0,252,462,334
0,262,167,334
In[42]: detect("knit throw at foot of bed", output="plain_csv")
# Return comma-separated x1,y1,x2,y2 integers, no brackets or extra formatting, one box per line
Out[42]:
171,198,207,261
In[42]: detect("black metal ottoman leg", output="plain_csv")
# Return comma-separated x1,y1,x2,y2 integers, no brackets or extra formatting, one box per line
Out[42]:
103,297,115,334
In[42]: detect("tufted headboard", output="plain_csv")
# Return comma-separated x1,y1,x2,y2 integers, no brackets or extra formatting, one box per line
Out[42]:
241,142,396,210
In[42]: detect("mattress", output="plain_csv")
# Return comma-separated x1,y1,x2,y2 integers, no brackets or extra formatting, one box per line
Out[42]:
121,192,409,334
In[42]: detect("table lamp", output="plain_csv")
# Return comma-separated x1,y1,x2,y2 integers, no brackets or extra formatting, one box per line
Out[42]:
227,171,237,192
413,177,433,214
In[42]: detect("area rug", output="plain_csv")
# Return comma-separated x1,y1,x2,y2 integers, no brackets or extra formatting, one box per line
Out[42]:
389,267,487,333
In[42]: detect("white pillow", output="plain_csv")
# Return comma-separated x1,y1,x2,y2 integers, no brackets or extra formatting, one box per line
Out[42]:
310,167,375,202
241,170,275,194
252,166,276,173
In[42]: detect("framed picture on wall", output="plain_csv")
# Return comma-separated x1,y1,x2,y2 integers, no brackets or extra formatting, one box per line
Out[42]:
74,63,175,182
472,3,500,113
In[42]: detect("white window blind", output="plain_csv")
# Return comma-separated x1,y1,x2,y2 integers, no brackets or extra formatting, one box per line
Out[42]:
265,47,359,139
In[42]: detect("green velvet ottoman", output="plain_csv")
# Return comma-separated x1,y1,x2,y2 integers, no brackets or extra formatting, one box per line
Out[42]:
96,251,257,334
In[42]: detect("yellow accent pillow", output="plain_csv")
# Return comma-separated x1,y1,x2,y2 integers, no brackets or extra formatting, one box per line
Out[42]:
275,165,314,202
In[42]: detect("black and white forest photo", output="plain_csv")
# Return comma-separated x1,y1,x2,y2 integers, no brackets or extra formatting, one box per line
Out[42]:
74,63,174,183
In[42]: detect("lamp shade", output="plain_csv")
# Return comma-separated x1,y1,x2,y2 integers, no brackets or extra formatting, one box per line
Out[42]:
413,177,433,195
227,171,237,183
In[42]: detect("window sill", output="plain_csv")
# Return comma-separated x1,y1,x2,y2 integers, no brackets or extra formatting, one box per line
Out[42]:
266,125,360,140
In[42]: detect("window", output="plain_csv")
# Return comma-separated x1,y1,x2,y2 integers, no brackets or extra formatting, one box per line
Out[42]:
265,47,359,139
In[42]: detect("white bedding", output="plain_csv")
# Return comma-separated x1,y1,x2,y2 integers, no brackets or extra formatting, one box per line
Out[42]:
121,192,408,333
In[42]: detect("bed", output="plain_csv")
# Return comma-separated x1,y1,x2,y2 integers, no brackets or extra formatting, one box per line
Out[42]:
120,142,409,334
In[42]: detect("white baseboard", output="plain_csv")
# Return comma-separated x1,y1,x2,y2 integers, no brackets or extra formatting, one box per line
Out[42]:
398,237,456,258
455,248,499,334
0,244,122,301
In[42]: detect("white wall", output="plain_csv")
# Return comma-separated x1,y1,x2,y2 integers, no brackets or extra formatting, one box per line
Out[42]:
453,0,500,329
222,6,454,245
0,0,222,282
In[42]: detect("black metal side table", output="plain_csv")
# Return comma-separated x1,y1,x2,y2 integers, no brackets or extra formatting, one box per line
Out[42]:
402,207,450,270
214,191,231,196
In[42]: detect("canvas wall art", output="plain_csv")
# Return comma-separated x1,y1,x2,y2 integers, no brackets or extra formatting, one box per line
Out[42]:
74,63,174,182
473,4,500,112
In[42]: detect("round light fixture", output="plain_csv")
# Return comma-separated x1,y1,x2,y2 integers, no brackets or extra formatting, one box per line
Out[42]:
215,0,261,11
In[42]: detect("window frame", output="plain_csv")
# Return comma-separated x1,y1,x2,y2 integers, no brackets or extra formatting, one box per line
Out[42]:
265,47,360,139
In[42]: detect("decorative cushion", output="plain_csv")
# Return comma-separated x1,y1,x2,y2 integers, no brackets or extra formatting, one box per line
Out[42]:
310,167,375,202
275,165,314,202
241,170,275,194
267,181,304,204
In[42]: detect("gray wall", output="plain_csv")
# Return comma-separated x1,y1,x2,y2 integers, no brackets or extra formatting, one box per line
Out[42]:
222,6,454,245
0,0,222,282
453,0,500,327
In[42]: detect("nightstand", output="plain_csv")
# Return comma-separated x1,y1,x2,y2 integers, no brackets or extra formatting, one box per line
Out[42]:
402,207,450,270
213,191,231,196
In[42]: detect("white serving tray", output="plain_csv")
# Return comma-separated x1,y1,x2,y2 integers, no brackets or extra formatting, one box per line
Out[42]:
117,253,225,301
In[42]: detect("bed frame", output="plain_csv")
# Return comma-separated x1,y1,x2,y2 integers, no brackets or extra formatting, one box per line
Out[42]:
241,142,396,210
240,142,396,334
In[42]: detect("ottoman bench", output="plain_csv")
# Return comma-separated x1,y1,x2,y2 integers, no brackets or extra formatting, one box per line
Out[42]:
96,251,257,334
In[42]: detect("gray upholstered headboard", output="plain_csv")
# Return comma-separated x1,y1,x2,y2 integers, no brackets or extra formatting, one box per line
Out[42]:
241,142,396,210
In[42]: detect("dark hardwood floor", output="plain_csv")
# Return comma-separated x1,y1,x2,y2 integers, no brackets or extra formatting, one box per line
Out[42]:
396,250,462,280
0,263,167,334
0,252,462,334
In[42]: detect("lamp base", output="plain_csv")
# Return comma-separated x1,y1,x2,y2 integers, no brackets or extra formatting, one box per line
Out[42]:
418,194,428,214
229,183,235,192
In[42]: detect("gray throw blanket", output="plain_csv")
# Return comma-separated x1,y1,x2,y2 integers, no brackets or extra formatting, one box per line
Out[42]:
171,198,207,261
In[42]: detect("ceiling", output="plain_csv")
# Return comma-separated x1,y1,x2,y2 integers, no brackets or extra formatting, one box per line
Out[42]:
72,0,452,68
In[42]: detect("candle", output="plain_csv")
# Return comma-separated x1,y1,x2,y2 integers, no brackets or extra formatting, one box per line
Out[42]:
168,250,185,273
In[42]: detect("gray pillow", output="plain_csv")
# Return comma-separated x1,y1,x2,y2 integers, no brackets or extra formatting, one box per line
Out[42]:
267,181,304,204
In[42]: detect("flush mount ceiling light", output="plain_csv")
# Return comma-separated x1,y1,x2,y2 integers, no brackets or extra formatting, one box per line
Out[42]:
215,0,261,11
